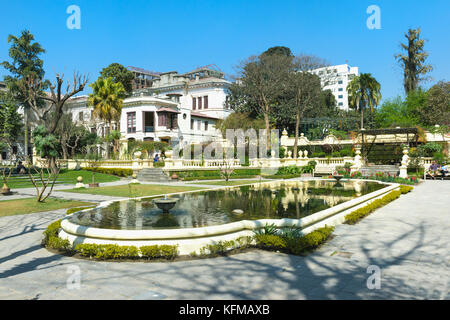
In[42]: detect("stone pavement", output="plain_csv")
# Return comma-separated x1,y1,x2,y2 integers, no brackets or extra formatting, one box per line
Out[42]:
0,180,448,300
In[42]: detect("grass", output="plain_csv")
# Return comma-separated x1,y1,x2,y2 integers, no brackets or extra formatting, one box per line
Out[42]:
62,184,205,198
0,198,95,217
191,179,268,186
4,169,121,189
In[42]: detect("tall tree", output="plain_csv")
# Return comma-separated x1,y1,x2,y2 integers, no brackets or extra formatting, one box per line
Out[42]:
289,55,328,158
88,77,125,158
229,52,293,147
1,30,46,157
395,28,433,94
100,63,134,96
347,73,381,130
0,94,23,156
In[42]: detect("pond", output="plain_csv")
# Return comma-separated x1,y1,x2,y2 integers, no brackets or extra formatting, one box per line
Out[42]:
69,180,385,230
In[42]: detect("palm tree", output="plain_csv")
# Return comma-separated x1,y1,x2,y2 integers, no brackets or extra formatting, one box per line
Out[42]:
88,77,125,158
347,73,381,130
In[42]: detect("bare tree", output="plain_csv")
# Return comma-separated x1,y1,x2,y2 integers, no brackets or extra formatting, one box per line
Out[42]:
26,158,60,202
18,72,89,133
219,159,235,182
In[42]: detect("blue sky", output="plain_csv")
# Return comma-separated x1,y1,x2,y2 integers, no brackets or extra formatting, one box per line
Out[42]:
0,0,448,103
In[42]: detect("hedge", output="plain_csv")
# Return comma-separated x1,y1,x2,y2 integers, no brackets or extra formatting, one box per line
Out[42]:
344,189,403,224
82,167,133,177
253,225,334,255
66,206,97,215
42,221,179,260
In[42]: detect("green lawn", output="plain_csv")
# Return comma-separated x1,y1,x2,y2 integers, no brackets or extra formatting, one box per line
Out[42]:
0,198,95,217
4,169,121,189
62,184,205,198
191,179,268,186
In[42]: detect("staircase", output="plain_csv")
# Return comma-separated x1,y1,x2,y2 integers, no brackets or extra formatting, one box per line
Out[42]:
360,165,400,176
137,168,171,182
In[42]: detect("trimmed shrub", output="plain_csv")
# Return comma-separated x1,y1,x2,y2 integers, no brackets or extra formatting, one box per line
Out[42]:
254,234,287,250
82,167,133,177
399,185,413,194
139,245,179,260
75,244,139,260
345,190,402,224
66,206,97,215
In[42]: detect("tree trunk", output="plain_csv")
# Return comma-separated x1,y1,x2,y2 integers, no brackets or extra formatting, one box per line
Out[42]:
24,110,28,159
264,111,270,156
360,107,364,130
294,110,300,158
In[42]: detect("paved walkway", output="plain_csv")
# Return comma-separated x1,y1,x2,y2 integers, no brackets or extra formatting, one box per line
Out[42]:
0,180,448,299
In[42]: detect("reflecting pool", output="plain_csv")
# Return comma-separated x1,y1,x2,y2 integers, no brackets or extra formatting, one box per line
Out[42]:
69,180,385,230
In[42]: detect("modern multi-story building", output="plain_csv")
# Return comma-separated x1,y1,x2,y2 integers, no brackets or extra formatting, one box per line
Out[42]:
311,64,359,111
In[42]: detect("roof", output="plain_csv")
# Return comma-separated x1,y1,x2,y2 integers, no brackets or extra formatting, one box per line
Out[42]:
157,107,180,113
190,111,219,120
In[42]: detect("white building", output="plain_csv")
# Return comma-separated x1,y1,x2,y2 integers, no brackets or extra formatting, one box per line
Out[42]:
64,66,232,151
311,64,359,111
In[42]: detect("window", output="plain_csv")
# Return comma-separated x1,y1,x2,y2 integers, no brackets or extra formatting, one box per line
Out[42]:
197,120,201,130
205,121,208,131
338,88,343,92
78,111,83,121
338,80,343,84
192,97,196,110
203,96,208,109
127,112,136,133
190,119,194,130
338,95,343,99
198,97,202,109
338,102,343,106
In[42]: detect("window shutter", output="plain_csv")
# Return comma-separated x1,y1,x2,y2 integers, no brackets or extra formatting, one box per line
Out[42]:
192,97,196,110
198,97,202,109
204,96,208,109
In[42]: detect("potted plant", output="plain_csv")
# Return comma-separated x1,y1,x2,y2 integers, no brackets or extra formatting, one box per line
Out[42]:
1,167,12,195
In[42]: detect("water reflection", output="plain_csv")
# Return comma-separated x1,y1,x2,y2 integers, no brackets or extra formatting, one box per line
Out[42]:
70,180,384,230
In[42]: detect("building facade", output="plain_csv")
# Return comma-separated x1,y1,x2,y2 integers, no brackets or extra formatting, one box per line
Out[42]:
63,66,232,152
311,64,359,111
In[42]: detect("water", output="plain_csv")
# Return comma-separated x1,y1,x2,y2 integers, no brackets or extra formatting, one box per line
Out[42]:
69,180,385,230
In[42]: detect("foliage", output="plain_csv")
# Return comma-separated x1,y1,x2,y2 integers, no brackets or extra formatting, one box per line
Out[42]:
88,77,125,135
66,206,97,215
75,244,139,260
99,63,134,96
140,245,179,260
253,225,334,255
345,171,419,185
345,190,402,224
215,112,265,136
0,96,22,152
347,73,382,129
395,28,433,94
82,167,133,177
32,125,60,159
253,223,279,235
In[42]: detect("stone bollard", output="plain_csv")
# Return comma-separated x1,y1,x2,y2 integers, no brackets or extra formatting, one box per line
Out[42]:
75,176,85,188
130,173,139,184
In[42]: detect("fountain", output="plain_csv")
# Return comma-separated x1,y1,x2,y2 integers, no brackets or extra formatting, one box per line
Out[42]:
152,195,178,213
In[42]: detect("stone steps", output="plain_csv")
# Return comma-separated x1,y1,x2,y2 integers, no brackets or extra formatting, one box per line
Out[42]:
137,168,170,182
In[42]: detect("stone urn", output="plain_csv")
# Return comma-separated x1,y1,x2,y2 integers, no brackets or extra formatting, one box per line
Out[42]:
171,173,179,180
1,183,12,195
